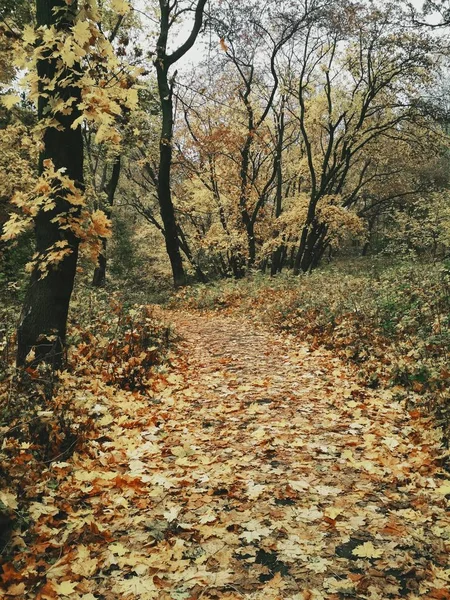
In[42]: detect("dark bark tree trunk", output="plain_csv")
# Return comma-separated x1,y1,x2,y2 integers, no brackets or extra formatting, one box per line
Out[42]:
271,245,284,275
239,135,256,268
92,156,121,287
294,221,328,274
176,224,208,283
279,243,288,271
293,226,309,275
17,0,83,368
155,0,207,287
271,97,286,276
155,60,186,287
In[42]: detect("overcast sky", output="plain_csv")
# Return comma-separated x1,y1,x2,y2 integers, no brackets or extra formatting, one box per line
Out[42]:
133,0,444,71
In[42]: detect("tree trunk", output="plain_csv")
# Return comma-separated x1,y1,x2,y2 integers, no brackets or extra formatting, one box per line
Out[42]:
293,226,309,275
271,245,284,275
270,97,285,276
17,0,83,368
176,224,208,283
153,0,207,287
92,241,107,287
156,63,186,287
208,158,244,278
294,221,327,274
92,156,121,287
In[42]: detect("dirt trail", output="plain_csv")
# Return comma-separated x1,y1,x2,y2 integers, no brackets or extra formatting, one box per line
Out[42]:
16,310,450,600
159,310,450,599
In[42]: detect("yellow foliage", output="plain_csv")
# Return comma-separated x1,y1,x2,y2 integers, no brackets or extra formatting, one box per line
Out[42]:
352,541,383,559
109,0,131,15
0,94,21,110
0,123,36,205
1,214,32,241
90,209,113,238
12,2,141,152
316,196,366,246
2,158,111,276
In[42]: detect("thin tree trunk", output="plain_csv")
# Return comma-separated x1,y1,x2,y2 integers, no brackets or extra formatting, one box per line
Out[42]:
270,96,285,276
293,226,309,275
177,224,208,283
92,156,121,287
294,222,327,273
155,63,186,287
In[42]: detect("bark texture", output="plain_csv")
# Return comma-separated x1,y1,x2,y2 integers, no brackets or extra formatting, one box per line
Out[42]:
17,0,83,367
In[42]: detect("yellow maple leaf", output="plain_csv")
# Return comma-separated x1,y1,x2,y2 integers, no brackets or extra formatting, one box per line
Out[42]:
61,38,80,68
53,580,78,595
91,209,112,238
1,94,21,110
352,541,383,558
436,482,450,495
109,542,128,556
125,87,139,109
113,576,157,598
95,123,114,144
72,20,92,48
22,24,36,45
0,491,18,510
2,214,32,241
110,0,131,15
324,506,343,519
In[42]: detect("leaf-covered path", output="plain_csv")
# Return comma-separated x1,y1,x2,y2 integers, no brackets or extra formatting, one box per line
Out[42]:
10,310,450,599
161,311,450,599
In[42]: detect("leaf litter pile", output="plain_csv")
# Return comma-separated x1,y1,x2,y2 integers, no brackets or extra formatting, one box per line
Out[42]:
2,310,450,599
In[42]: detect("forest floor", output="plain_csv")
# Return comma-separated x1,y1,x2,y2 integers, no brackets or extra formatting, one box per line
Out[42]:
3,308,450,600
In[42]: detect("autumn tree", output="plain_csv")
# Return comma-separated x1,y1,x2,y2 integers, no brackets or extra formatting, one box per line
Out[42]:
152,0,208,287
208,0,319,273
113,78,208,282
0,2,35,269
281,1,438,273
2,0,139,366
165,0,318,278
84,8,137,287
172,77,298,278
14,0,85,367
165,1,444,276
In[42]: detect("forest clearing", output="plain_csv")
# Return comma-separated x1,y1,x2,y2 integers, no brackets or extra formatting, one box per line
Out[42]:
1,0,450,598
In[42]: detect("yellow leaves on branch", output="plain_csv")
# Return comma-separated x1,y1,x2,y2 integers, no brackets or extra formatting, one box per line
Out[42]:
109,0,131,15
0,123,36,203
1,214,32,242
316,196,366,245
0,94,21,110
260,194,366,257
90,209,112,239
72,86,138,145
71,19,92,48
15,0,140,149
1,159,111,278
26,242,74,278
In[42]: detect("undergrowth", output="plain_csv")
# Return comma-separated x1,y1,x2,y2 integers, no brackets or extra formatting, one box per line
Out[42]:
0,284,172,559
176,259,450,438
